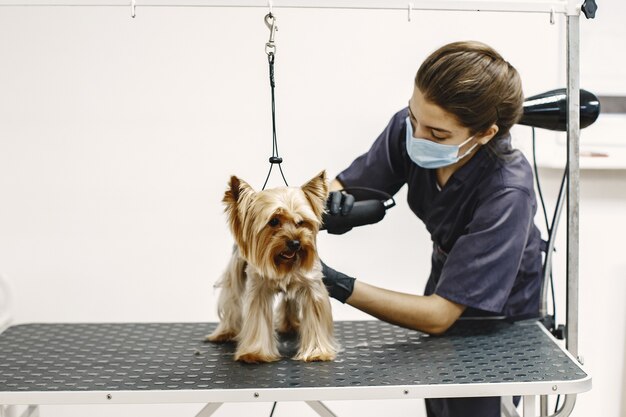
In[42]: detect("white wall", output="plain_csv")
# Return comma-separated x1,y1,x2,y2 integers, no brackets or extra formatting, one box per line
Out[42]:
0,3,624,417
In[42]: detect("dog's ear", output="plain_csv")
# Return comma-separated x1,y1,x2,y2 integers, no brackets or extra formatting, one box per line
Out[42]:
301,170,329,220
223,176,255,205
223,176,241,206
223,176,256,241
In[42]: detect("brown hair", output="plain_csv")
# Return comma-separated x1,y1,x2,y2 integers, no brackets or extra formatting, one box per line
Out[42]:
415,41,523,148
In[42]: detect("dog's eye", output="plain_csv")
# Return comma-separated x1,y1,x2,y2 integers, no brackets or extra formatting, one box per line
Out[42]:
296,220,305,227
268,217,280,227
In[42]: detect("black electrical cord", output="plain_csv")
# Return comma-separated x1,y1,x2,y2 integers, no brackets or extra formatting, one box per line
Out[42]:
546,165,569,330
532,128,557,324
554,394,561,413
548,166,569,415
533,128,573,414
532,128,550,233
269,401,277,417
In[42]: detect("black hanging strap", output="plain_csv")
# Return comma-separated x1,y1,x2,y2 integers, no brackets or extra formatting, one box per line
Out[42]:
262,13,288,191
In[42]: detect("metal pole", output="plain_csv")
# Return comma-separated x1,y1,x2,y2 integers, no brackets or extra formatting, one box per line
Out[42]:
540,10,582,417
565,13,580,359
0,0,570,14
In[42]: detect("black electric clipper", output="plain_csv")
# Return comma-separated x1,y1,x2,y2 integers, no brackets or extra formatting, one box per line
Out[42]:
320,187,395,233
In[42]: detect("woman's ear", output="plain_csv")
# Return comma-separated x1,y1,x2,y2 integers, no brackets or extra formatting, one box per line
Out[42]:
477,124,499,145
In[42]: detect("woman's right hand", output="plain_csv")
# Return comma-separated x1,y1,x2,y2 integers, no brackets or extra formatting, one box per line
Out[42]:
324,190,356,234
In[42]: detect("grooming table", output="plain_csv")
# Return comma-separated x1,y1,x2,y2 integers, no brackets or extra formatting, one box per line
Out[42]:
0,320,590,417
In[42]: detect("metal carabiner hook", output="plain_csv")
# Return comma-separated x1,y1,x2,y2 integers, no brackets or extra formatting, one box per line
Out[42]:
264,13,277,56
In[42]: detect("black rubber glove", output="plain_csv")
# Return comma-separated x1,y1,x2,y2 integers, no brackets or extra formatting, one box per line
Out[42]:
325,190,356,235
321,261,356,303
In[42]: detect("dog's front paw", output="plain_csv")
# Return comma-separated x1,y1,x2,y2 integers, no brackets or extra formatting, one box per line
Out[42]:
293,347,337,362
205,330,237,343
276,320,300,335
234,350,281,363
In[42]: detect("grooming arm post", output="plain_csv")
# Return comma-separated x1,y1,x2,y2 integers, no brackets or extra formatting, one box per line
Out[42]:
566,10,580,363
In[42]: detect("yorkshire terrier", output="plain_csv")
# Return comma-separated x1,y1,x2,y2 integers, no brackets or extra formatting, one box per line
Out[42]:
206,170,338,363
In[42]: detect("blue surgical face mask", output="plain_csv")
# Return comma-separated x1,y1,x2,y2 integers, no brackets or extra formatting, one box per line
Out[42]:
405,116,478,169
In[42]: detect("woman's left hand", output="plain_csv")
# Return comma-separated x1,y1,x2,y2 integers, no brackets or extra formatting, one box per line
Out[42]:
320,261,356,303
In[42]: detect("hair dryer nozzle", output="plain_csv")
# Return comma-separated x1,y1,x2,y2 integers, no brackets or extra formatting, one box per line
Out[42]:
518,88,600,131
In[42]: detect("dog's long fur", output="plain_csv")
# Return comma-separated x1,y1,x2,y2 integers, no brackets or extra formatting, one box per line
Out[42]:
206,171,338,363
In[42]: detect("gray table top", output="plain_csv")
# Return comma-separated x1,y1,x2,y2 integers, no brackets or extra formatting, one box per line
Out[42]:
0,320,590,405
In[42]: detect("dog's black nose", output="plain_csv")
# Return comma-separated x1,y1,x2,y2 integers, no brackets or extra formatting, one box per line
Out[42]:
287,240,301,250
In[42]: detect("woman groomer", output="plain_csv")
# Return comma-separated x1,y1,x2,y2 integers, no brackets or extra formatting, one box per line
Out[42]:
322,41,543,417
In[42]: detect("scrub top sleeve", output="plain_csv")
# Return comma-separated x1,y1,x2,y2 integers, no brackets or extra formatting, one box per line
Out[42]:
434,187,534,314
336,109,409,196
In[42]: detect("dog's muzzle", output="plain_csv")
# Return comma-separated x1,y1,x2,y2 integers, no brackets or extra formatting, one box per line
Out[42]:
278,240,301,261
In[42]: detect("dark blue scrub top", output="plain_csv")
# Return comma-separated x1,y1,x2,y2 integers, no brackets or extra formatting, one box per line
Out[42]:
337,108,542,320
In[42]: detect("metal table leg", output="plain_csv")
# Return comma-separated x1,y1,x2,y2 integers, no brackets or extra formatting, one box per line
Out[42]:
540,395,549,416
523,396,536,417
306,401,338,417
502,396,521,417
194,403,223,417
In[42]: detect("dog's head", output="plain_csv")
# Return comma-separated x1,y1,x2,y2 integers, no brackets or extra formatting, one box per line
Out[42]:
223,170,328,279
